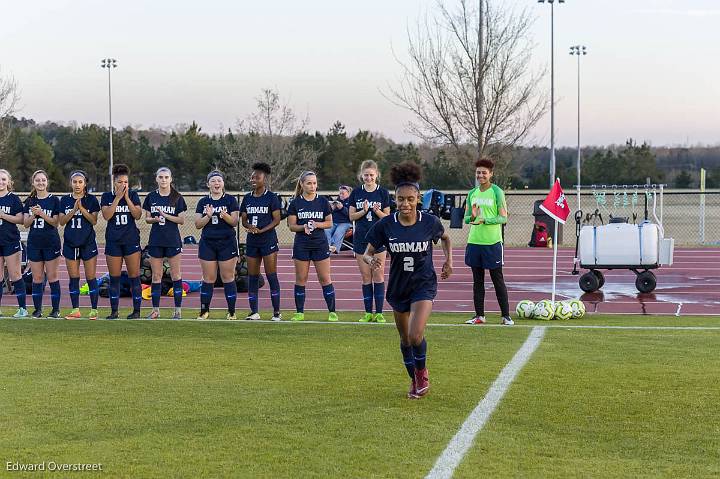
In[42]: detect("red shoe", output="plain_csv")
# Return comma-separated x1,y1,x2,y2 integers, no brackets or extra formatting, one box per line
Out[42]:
413,368,430,397
465,316,486,325
407,377,419,399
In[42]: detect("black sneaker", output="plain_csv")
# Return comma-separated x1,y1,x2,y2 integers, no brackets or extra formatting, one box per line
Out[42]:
48,309,62,319
31,309,43,318
106,310,119,320
126,311,141,320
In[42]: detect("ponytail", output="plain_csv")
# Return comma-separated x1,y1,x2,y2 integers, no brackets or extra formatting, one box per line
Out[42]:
295,171,317,198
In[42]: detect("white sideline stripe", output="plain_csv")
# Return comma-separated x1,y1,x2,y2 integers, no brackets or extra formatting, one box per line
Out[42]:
64,318,720,330
425,327,546,479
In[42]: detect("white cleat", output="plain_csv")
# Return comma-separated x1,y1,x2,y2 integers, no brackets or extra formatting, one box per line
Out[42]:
270,313,282,322
501,316,515,326
245,312,261,321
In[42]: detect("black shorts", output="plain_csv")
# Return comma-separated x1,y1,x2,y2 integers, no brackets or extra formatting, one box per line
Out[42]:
63,242,99,261
292,245,330,262
387,288,437,313
147,246,182,259
465,242,504,269
198,237,238,262
27,246,61,262
0,242,21,257
246,243,279,258
353,239,386,255
105,242,141,257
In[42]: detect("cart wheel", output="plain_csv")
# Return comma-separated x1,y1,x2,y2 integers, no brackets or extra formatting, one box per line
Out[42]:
635,271,657,293
580,272,600,293
592,270,605,288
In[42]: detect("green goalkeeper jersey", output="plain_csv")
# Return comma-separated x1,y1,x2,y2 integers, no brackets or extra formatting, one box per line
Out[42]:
465,185,506,245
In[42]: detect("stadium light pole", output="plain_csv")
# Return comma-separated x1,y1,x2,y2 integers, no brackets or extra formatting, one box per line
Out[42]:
570,45,587,211
538,0,564,188
101,58,117,190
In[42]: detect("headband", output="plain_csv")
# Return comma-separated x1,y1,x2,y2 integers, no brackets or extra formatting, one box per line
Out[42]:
207,171,224,182
395,181,420,191
70,170,87,180
156,167,172,176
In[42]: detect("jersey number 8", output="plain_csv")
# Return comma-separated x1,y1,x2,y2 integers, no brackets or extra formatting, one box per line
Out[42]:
403,257,414,272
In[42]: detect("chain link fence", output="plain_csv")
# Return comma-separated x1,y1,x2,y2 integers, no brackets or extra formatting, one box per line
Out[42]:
18,190,720,248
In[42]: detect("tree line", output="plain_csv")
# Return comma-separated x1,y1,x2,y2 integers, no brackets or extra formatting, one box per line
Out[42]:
2,116,719,194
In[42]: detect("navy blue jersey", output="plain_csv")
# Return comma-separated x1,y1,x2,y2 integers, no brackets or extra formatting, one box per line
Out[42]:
195,194,240,240
348,185,391,236
60,194,100,248
287,194,332,250
101,190,141,245
0,192,23,246
331,197,351,225
23,195,61,249
143,191,188,248
366,212,445,301
240,190,281,247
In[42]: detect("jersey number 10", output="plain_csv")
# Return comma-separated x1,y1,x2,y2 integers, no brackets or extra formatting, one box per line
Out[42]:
115,215,128,226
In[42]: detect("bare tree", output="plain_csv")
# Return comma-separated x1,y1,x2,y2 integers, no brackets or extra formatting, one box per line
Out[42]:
389,0,547,178
0,69,20,154
221,89,317,190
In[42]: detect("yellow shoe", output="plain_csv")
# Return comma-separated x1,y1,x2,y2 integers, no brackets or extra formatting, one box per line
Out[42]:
359,312,373,322
196,309,210,320
373,313,386,323
291,312,305,321
226,312,238,320
328,312,339,322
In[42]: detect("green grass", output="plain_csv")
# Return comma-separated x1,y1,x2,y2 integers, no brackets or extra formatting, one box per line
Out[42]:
1,313,719,478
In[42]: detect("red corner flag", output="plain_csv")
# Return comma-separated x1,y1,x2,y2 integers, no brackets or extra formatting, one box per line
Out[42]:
540,179,570,224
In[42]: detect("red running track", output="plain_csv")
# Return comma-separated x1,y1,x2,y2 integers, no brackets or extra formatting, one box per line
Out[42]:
32,247,720,316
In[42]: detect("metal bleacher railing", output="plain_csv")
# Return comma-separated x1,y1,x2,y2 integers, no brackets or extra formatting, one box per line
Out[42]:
16,189,720,248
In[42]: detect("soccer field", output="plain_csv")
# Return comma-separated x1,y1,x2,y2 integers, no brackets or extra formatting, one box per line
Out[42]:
2,313,719,478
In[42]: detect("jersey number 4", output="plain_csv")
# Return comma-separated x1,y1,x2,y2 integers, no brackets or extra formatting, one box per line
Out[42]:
403,257,415,272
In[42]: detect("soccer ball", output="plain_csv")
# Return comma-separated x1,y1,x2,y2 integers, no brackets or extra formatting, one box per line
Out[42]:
568,299,586,319
515,300,535,319
555,301,573,320
533,300,555,321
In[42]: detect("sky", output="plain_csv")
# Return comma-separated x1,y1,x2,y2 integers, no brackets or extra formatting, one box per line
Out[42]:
1,0,719,147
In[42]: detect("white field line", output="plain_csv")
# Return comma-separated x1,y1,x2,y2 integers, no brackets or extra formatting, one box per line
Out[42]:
121,318,720,329
425,327,546,479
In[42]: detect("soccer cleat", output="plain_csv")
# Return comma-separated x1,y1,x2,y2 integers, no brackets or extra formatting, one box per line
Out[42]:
465,316,486,325
88,309,98,320
196,308,210,320
172,309,182,320
359,312,373,323
126,311,141,320
271,312,282,322
413,368,430,397
226,312,238,320
291,312,305,322
328,312,339,322
48,310,62,319
245,312,261,321
146,310,160,320
106,310,119,320
501,316,515,326
329,245,337,253
13,307,29,318
374,313,386,323
65,308,82,320
31,309,43,319
407,377,420,399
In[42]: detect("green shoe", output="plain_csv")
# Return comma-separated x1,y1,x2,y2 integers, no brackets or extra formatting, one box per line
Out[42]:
328,312,339,322
374,313,386,323
359,312,373,322
291,312,305,322
13,308,29,318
